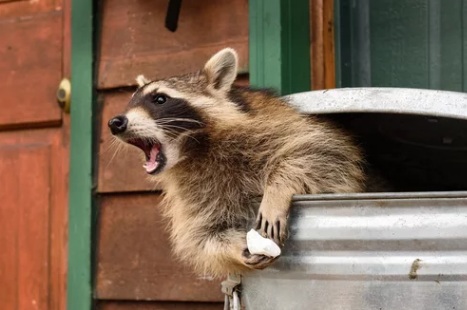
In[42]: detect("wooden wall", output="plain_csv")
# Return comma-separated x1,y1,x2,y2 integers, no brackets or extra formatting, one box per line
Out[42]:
95,0,333,309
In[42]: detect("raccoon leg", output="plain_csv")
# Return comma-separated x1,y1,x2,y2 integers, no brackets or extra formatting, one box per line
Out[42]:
256,178,303,245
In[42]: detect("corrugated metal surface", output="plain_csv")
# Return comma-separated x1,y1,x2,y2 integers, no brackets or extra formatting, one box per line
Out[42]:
242,192,467,309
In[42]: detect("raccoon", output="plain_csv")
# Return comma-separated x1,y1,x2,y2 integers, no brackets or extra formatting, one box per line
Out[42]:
108,48,366,277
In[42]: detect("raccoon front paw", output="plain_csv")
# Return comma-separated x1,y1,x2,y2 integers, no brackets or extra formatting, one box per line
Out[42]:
242,248,278,270
255,208,288,246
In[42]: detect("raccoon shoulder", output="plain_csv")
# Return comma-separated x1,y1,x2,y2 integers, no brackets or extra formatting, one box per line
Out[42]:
227,86,297,116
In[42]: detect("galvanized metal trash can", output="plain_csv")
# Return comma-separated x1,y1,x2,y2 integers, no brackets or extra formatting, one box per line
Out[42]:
241,88,467,310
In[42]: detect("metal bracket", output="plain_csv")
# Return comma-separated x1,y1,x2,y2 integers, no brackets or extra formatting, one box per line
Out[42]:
222,274,242,310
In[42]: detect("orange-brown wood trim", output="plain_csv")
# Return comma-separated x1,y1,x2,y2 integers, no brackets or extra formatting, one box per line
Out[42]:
311,0,324,90
311,0,335,90
323,0,336,89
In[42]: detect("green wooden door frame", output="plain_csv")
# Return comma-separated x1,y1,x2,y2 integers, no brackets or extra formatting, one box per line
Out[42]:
249,0,312,95
68,0,95,309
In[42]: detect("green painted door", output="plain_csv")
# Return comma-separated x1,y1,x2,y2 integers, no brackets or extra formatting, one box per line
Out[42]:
336,0,467,91
249,0,311,95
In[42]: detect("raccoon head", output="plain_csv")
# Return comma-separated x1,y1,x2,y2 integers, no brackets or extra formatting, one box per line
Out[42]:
108,48,242,175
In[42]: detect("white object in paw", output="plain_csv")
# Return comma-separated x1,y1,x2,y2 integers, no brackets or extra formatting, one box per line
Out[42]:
246,229,281,258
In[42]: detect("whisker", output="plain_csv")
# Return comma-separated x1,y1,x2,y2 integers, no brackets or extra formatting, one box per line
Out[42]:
159,129,178,140
157,117,203,122
158,124,198,132
156,118,204,125
105,137,120,152
159,128,182,140
106,137,127,168
159,126,201,144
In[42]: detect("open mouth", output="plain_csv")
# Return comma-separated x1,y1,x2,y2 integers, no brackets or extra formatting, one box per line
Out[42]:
126,138,167,174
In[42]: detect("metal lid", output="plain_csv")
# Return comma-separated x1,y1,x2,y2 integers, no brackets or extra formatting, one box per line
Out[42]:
286,87,467,120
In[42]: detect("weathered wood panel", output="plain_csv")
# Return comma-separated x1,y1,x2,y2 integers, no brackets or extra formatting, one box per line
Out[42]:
0,147,22,309
0,1,68,309
98,0,249,89
0,144,51,310
96,194,223,302
0,11,63,128
0,0,60,17
0,128,69,310
98,301,223,310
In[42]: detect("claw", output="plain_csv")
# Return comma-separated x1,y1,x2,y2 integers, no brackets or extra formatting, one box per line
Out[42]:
255,210,288,245
275,220,281,244
255,213,262,230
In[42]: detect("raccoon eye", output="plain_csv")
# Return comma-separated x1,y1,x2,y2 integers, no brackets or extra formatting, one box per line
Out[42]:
153,94,166,104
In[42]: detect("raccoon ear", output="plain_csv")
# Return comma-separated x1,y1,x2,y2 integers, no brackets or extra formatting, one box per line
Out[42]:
136,75,150,87
203,48,238,92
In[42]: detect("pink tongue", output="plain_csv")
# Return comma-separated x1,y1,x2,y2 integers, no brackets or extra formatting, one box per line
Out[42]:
143,145,160,173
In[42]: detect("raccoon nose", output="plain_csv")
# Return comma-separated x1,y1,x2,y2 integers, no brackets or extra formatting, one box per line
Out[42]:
108,115,128,135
